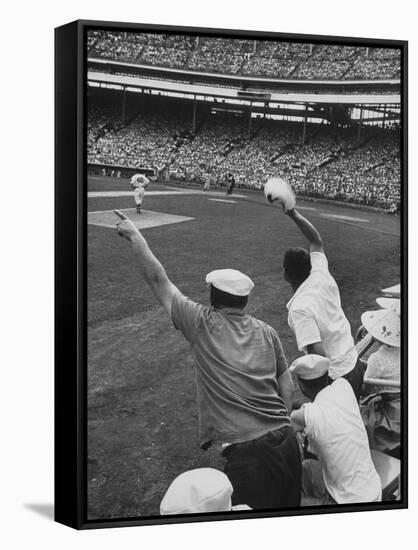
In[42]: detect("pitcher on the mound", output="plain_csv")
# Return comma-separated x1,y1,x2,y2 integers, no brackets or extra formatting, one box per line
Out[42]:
130,173,150,214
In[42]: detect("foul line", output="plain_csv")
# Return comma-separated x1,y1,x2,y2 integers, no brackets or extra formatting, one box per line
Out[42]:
88,190,246,199
209,199,236,204
318,215,399,236
320,213,369,223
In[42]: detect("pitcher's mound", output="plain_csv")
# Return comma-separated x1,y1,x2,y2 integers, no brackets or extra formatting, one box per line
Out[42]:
88,208,194,230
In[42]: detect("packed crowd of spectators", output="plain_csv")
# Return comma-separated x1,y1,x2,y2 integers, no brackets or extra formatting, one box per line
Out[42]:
88,99,400,210
241,41,310,78
187,38,253,75
88,109,192,172
88,30,145,63
88,31,401,81
168,113,249,182
88,31,196,67
304,133,400,209
138,34,195,69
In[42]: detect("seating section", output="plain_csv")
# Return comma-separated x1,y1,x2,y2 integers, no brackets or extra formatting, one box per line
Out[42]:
88,31,401,80
88,97,400,211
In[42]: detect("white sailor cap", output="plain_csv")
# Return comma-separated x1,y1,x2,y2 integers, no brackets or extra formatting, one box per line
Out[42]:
160,468,233,515
289,354,331,380
205,269,254,297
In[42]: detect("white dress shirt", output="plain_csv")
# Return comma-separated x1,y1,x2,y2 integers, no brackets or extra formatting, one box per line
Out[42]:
303,379,382,504
287,251,357,378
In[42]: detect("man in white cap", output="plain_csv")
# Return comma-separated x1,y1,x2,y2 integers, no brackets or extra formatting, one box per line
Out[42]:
279,207,363,399
290,355,381,505
115,210,301,510
160,468,251,515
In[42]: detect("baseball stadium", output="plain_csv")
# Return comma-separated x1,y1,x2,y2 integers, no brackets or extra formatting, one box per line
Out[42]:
86,30,402,519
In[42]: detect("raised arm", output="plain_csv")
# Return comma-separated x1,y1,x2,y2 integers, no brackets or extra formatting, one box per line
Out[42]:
115,210,180,316
286,208,324,253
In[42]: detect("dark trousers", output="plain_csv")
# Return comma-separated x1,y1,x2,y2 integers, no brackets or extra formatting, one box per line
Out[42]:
341,358,366,401
222,426,302,510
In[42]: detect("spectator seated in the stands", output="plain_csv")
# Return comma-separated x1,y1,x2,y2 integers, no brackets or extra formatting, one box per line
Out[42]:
359,308,401,455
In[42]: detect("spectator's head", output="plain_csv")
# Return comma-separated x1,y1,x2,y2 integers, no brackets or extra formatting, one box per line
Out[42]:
290,355,330,400
210,286,248,309
206,268,254,309
283,247,312,288
160,468,233,515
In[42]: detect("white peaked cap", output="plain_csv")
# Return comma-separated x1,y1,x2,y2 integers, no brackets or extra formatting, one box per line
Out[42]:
289,354,331,380
205,269,254,296
361,308,400,347
160,468,233,515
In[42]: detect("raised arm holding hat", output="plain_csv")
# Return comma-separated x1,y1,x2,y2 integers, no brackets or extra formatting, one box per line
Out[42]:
275,205,364,400
115,211,301,511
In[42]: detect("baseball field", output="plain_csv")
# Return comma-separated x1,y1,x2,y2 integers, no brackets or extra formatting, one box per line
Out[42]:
87,176,400,519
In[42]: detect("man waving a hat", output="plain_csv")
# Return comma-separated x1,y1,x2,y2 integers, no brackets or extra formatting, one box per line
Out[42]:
115,210,300,511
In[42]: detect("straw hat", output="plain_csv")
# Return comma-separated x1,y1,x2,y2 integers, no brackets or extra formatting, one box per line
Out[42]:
361,308,400,347
376,297,401,315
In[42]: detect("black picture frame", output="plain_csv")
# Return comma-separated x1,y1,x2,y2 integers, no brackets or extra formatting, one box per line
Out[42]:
55,19,408,529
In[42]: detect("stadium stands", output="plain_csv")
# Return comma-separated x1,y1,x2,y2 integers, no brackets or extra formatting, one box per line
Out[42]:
88,31,401,81
88,94,400,211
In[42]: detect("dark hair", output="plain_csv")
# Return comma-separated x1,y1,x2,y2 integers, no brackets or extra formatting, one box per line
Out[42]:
283,247,311,284
210,285,248,309
299,372,329,400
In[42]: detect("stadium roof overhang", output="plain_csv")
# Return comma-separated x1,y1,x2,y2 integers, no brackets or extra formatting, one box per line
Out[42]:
88,57,400,92
87,70,400,107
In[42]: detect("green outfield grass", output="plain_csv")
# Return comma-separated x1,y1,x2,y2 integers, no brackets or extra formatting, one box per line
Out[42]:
87,177,401,519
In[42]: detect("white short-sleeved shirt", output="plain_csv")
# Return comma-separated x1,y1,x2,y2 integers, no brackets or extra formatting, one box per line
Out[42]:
287,251,357,378
303,379,382,504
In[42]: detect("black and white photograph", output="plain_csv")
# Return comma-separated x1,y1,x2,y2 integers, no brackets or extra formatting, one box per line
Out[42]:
82,24,405,524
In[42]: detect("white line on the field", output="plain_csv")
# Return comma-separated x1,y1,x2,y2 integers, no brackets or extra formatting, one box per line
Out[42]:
89,207,138,215
89,190,196,198
88,190,247,198
320,213,369,223
297,206,317,211
209,199,236,204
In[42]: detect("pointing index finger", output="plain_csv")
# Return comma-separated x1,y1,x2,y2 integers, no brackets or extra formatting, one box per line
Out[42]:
114,210,128,220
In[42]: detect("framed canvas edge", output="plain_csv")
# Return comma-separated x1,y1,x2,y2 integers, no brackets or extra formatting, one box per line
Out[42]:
54,19,408,530
54,19,85,529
